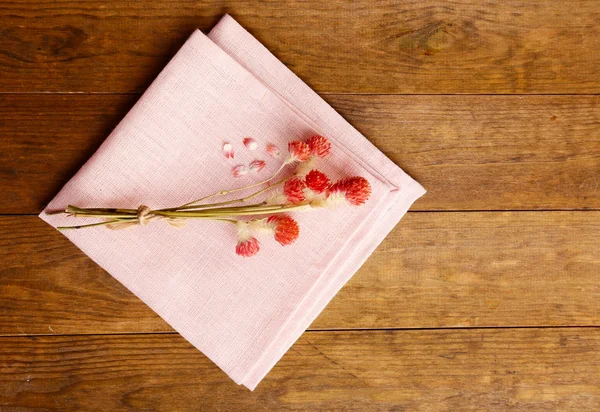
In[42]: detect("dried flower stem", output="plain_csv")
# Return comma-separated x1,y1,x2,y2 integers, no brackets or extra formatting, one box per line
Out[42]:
58,219,129,230
56,201,309,225
154,203,311,219
161,177,289,212
57,216,238,230
54,198,309,230
53,176,291,230
177,161,291,208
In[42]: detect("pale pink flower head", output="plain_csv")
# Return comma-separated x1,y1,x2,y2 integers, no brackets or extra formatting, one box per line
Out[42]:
267,215,300,246
266,143,281,158
235,221,260,257
304,169,330,194
287,140,311,162
232,164,248,178
222,142,234,159
294,157,318,178
283,177,307,204
243,137,258,150
249,159,266,173
265,192,288,205
327,177,372,206
307,134,331,158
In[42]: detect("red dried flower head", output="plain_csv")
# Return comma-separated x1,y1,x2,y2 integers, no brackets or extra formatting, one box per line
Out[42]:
236,221,260,257
307,135,331,158
304,169,330,194
267,215,300,246
283,177,307,203
287,140,311,162
328,177,372,206
236,237,260,257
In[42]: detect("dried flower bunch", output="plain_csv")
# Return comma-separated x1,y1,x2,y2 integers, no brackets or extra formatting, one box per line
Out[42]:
51,135,372,257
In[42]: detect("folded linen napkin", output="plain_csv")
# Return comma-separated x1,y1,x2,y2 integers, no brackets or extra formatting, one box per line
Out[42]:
40,14,426,390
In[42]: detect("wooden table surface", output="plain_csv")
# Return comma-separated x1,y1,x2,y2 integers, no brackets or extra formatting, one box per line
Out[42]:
1,1,599,410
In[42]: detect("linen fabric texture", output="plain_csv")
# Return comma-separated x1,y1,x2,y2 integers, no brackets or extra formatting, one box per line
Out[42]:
40,15,426,390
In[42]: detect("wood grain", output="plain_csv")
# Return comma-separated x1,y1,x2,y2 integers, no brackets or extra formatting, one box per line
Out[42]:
1,328,598,411
2,212,598,336
1,0,599,409
0,1,599,93
1,94,598,214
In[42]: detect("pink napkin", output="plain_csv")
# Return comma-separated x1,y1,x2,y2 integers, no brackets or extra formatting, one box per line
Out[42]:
40,15,425,390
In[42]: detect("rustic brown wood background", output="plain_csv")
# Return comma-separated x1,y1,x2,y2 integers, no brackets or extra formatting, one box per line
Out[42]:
1,1,599,410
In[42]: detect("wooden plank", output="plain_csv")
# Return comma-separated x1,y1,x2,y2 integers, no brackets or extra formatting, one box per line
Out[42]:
1,212,598,336
1,94,599,214
1,94,139,214
0,1,599,94
333,94,600,211
0,328,598,410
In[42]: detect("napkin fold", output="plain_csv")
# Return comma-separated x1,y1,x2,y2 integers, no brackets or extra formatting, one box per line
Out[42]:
40,15,426,390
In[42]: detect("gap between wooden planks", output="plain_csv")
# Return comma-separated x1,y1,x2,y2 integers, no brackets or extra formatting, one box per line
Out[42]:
0,328,598,411
1,94,598,214
1,211,598,336
0,1,599,93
